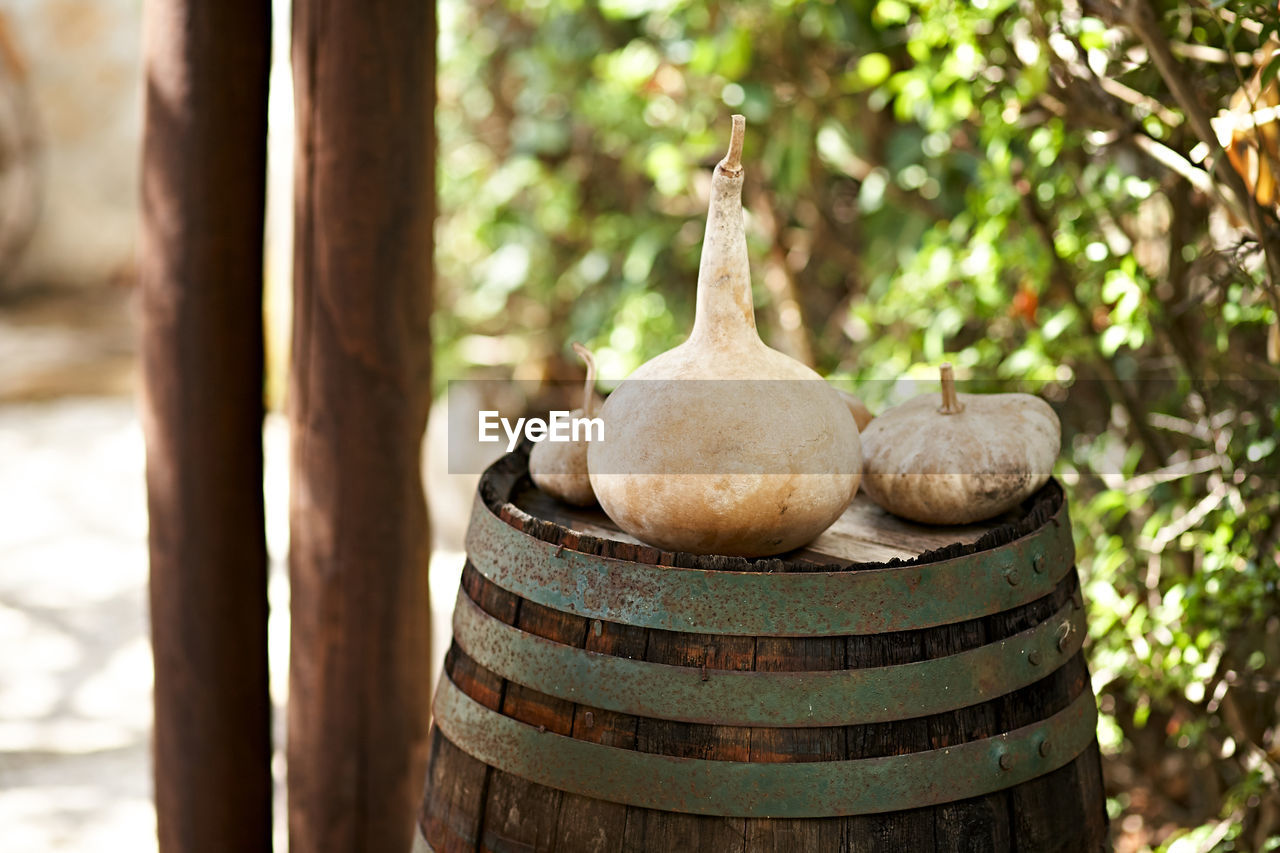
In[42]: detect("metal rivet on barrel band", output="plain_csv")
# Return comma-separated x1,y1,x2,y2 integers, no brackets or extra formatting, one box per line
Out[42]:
431,674,1099,819
998,752,1014,770
1033,554,1045,573
451,588,1089,727
463,487,1075,637
1028,650,1042,666
1005,570,1021,586
1039,739,1053,757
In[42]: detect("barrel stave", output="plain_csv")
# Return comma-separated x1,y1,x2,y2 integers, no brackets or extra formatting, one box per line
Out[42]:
550,606,645,851
421,565,524,851
629,626,754,851
746,634,847,853
420,729,486,852
482,547,587,853
989,577,1090,852
926,611,1011,852
844,630,934,851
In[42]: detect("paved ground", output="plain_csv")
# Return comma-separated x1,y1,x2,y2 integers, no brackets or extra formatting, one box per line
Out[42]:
0,396,464,851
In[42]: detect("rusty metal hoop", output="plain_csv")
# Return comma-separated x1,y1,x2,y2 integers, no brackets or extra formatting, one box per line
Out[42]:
432,673,1099,818
451,584,1087,727
464,492,1074,636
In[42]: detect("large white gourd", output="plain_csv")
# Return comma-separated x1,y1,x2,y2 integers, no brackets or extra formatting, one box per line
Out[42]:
587,117,862,557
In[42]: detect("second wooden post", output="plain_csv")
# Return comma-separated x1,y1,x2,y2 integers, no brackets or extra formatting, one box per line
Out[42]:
288,2,435,851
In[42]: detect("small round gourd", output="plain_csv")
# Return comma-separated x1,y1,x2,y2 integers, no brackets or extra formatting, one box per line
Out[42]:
860,364,1060,525
836,389,874,431
529,343,600,506
587,117,861,556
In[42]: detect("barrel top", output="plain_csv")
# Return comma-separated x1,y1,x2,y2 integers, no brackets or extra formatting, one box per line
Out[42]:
490,447,1062,570
518,482,1003,565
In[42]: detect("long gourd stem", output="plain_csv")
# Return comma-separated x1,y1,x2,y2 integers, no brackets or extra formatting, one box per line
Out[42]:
938,362,965,415
718,114,745,176
572,342,596,417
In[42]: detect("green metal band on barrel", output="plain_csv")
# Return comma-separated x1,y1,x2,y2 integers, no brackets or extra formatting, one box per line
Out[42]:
465,490,1074,636
433,673,1099,818
453,587,1087,727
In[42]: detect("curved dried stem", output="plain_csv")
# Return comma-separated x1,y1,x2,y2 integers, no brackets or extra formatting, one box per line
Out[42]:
718,114,745,176
572,342,597,417
938,363,964,415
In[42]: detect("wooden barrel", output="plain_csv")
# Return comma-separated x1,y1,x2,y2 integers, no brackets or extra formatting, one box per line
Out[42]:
417,449,1108,852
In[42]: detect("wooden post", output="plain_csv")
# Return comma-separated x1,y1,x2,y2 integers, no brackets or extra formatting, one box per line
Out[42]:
139,3,273,852
288,1,435,851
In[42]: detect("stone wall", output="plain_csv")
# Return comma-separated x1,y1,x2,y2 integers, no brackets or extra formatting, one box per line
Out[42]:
1,0,141,291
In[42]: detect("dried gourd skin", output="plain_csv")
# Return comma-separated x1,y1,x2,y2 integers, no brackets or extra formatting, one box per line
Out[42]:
861,367,1060,525
588,117,862,557
528,404,598,506
530,343,601,507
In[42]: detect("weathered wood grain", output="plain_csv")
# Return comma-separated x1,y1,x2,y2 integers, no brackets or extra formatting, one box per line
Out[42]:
844,631,934,852
552,539,649,853
287,1,435,850
419,458,1106,852
745,635,847,853
139,3,272,850
515,483,996,565
481,523,587,851
926,617,1011,852
420,568,520,852
623,625,754,853
988,577,1094,852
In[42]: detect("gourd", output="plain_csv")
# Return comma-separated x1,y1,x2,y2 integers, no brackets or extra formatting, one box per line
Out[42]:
529,343,600,506
836,389,874,431
860,363,1060,525
587,116,862,557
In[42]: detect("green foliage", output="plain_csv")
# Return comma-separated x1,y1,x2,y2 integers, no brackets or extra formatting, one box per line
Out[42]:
438,0,1280,846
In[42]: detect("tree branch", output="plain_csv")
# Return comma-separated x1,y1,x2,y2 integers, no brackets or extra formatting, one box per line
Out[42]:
1122,0,1280,314
1016,169,1175,465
